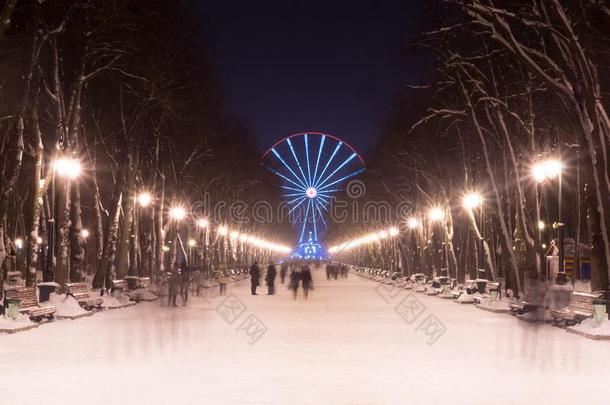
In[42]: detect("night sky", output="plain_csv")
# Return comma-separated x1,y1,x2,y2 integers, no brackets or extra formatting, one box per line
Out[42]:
197,0,427,158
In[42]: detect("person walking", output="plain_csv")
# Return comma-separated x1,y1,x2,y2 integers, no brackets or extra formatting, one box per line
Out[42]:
250,261,261,295
266,263,277,295
168,266,180,307
301,265,313,299
179,261,191,306
280,262,288,284
289,268,300,300
217,271,229,296
325,263,331,280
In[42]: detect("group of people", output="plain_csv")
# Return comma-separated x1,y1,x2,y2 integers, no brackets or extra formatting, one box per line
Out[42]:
166,261,193,307
249,261,313,300
325,263,348,280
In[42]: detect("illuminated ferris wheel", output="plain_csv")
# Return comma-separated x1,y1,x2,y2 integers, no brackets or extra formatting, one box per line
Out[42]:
262,132,365,259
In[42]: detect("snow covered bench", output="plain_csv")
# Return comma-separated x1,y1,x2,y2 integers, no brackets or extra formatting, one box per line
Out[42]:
65,283,103,310
5,287,56,321
551,291,606,327
473,282,501,303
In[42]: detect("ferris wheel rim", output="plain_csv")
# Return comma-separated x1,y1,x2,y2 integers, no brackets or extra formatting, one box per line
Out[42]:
261,131,366,166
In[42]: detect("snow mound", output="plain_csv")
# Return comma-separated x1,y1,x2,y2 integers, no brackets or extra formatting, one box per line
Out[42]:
41,293,89,317
127,288,158,301
457,294,475,303
0,314,36,331
568,318,610,338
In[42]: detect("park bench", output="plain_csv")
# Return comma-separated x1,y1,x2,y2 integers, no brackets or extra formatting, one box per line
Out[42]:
551,291,607,327
473,282,501,303
5,287,56,321
65,283,103,310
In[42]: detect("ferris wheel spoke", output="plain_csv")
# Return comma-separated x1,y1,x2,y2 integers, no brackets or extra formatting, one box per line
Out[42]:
315,152,357,189
318,167,366,192
288,196,307,214
280,185,306,193
271,148,308,189
287,138,309,187
304,134,313,186
313,141,342,187
310,197,318,241
314,202,327,226
299,199,312,242
266,165,307,191
311,135,326,187
281,192,307,198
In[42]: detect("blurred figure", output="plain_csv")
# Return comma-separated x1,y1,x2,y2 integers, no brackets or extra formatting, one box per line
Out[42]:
266,263,277,295
250,261,261,295
280,261,288,284
217,271,230,296
168,266,180,307
301,265,313,299
180,260,191,306
289,268,300,300
325,263,331,280
341,265,348,279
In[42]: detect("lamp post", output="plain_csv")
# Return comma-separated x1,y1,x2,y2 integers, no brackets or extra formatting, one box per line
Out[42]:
407,217,421,275
532,159,563,275
428,207,445,277
46,157,81,281
169,206,187,266
197,218,209,275
463,192,484,279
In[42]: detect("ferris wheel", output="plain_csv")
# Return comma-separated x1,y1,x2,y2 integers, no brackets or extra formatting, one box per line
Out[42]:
262,132,365,259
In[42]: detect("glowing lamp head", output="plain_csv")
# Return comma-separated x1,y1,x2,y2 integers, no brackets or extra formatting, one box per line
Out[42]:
428,207,444,222
407,218,420,230
389,227,399,237
54,158,81,179
162,245,170,252
188,239,196,247
137,192,152,207
305,187,317,199
14,238,23,250
196,218,209,229
36,236,43,245
463,192,482,210
537,221,546,231
170,206,186,221
230,230,240,239
532,159,562,183
218,225,228,236
81,229,90,239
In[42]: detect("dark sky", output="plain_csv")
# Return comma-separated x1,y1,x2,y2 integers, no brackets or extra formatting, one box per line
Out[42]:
197,1,426,158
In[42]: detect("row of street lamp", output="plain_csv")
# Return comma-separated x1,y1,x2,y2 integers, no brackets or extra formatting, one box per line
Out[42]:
329,158,565,276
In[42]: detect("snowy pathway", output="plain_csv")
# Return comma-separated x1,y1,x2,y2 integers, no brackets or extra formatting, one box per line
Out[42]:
1,268,609,405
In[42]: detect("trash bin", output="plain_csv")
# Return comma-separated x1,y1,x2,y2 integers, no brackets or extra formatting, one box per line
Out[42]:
37,284,58,303
125,276,138,290
592,299,608,327
112,286,124,299
6,298,22,320
476,279,488,294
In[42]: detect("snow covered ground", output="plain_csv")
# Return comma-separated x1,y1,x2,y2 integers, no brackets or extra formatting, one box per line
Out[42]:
1,266,609,405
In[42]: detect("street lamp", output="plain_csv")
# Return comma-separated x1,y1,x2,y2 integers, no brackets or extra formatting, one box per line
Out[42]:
407,217,420,230
53,158,81,180
137,192,152,207
218,225,228,236
462,192,482,210
428,207,444,222
463,192,484,279
45,157,81,281
196,218,209,229
532,158,564,274
81,229,90,239
170,206,187,221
